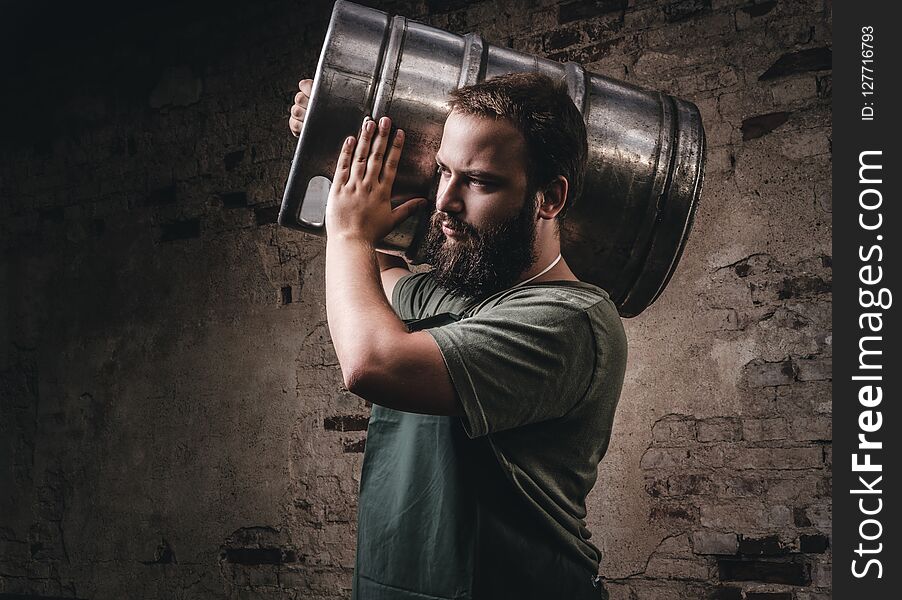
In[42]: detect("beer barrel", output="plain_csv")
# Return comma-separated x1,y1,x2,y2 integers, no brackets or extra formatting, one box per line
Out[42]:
280,0,706,317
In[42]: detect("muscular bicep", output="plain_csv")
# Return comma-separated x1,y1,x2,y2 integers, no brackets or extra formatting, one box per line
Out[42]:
381,267,411,303
350,330,463,417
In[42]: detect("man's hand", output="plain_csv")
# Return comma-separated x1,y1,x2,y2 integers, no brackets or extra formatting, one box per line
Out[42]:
289,79,312,137
325,115,425,244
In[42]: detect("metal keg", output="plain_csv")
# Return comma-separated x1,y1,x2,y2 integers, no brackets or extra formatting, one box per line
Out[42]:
280,0,706,317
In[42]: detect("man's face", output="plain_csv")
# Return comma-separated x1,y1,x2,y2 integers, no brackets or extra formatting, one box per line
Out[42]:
421,111,539,297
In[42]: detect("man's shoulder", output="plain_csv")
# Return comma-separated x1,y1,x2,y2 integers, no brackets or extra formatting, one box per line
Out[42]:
392,270,475,319
477,282,627,355
396,272,624,332
476,280,619,319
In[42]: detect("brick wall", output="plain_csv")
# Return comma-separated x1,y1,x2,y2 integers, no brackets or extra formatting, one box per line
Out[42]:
0,0,831,598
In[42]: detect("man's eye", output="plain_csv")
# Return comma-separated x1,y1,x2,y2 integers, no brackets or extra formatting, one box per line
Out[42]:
437,165,450,177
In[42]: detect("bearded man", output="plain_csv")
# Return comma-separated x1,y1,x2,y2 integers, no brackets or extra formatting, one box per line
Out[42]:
289,72,626,600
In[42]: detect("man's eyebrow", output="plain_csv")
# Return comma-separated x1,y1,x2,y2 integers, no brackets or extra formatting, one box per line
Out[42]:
435,156,506,181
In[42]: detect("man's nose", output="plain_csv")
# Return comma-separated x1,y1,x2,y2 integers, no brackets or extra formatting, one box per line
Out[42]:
435,178,464,215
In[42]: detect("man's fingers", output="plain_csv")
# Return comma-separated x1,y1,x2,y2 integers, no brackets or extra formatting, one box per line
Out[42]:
333,136,356,185
365,117,391,186
391,197,427,226
381,129,405,184
350,117,376,180
288,104,306,137
289,116,302,137
289,81,311,138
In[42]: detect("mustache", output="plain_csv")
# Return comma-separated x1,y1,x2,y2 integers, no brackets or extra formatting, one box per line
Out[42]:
430,211,477,236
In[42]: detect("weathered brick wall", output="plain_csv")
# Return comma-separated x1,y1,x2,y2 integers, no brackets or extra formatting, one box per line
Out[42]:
0,0,831,598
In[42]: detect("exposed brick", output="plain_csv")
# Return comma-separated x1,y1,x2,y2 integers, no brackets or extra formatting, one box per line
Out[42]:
793,507,813,527
709,587,742,600
646,556,710,580
223,547,285,564
778,275,830,299
641,447,691,470
696,418,740,442
323,414,369,432
700,502,771,530
740,112,790,141
816,74,832,99
759,47,832,81
343,438,366,453
558,0,627,24
663,0,711,23
794,358,831,382
732,447,822,470
742,417,788,441
746,593,792,600
691,531,738,555
739,535,785,556
770,76,818,105
799,533,829,553
790,415,831,441
811,558,831,588
544,28,582,51
716,474,768,498
0,595,87,600
650,501,698,527
547,36,628,64
652,414,697,444
739,1,777,18
744,359,795,387
255,205,280,226
667,472,713,496
717,558,810,585
425,0,474,13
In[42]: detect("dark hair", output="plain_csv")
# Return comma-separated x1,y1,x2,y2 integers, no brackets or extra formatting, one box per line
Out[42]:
447,72,588,219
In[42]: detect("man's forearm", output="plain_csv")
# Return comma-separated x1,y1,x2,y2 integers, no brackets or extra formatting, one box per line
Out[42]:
325,235,409,388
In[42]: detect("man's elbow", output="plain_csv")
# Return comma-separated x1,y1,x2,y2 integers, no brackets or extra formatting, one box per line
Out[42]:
342,365,370,398
341,356,387,401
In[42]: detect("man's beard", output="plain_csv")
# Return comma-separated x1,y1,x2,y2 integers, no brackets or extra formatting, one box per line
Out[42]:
420,194,539,298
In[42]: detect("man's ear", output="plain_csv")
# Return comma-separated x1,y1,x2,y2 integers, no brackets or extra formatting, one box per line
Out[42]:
537,176,569,220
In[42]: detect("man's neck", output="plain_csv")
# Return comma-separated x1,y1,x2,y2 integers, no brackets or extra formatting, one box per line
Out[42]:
517,232,579,284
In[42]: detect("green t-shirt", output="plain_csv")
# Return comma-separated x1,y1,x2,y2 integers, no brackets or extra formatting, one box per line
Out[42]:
352,272,626,600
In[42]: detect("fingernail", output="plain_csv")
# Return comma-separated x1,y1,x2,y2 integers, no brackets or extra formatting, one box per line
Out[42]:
366,120,375,133
379,116,388,129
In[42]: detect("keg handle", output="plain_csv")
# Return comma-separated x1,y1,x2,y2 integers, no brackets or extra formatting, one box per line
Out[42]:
278,60,340,234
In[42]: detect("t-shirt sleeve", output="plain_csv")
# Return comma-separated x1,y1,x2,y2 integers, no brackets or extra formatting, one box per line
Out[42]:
391,271,426,320
427,293,597,438
391,271,437,320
